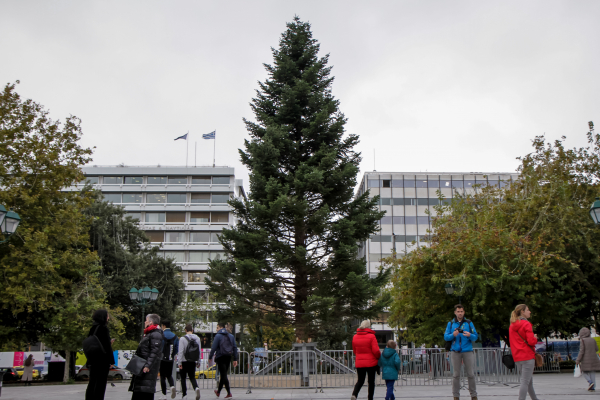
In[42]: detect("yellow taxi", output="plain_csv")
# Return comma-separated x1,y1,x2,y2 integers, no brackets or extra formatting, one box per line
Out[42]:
13,366,40,379
195,364,217,379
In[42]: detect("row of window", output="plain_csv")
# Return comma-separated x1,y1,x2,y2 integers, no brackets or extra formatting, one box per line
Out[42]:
378,198,452,206
377,216,431,225
146,231,228,243
370,235,430,243
85,176,231,185
160,251,226,263
104,193,231,204
368,178,511,189
129,212,229,224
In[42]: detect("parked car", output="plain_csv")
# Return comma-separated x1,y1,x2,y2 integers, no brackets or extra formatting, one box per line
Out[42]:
14,366,40,379
77,365,132,380
0,367,20,382
196,365,217,379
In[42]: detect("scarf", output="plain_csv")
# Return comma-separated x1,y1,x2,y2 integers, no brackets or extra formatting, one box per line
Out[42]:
144,324,159,335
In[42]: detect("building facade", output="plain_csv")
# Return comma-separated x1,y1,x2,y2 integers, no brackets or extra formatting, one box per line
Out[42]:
73,165,245,332
356,171,517,345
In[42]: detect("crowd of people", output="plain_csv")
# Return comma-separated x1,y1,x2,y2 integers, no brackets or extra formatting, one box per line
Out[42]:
350,304,600,400
80,304,598,400
84,310,238,400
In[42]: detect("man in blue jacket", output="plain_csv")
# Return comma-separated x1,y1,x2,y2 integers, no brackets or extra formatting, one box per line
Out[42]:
160,320,179,400
209,323,238,399
443,304,478,400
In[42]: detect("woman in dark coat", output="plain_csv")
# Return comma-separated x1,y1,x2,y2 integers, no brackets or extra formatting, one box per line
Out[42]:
86,309,115,400
129,314,164,400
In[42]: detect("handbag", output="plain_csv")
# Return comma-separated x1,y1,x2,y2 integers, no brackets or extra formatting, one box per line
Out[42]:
516,331,543,368
82,325,106,363
501,342,516,370
125,354,147,376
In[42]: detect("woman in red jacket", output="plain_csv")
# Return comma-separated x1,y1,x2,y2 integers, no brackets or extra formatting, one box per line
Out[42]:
351,320,381,400
509,304,539,400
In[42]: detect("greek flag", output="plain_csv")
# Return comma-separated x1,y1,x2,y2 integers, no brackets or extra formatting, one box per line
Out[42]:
202,131,216,140
174,133,188,141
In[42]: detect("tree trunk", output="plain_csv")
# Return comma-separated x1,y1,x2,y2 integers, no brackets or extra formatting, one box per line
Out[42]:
63,349,70,383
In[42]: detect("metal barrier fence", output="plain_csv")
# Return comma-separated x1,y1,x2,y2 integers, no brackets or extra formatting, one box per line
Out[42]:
179,347,559,393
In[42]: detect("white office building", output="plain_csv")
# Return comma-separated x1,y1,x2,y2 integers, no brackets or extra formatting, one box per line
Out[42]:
75,166,245,304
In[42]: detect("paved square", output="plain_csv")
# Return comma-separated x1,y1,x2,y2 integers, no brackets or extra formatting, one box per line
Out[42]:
1,373,596,399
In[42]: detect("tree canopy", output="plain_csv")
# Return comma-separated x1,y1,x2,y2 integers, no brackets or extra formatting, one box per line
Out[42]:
206,17,390,340
388,125,600,346
0,81,99,346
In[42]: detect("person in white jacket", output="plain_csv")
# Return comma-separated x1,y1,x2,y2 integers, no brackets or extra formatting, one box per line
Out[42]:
177,324,202,400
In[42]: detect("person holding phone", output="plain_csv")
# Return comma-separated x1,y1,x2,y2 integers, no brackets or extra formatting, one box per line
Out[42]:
509,304,539,400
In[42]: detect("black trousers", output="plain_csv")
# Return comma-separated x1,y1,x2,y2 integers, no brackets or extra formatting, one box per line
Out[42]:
216,356,231,395
352,365,377,400
86,362,110,400
131,392,154,400
180,361,198,396
160,360,175,395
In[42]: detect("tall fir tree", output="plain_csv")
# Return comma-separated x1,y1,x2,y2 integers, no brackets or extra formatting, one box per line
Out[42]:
206,17,390,340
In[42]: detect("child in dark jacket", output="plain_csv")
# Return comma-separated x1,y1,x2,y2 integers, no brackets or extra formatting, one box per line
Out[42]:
378,340,401,400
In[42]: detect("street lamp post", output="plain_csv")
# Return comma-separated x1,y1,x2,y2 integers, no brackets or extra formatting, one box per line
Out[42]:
589,198,600,225
129,286,160,340
0,205,21,244
444,282,462,304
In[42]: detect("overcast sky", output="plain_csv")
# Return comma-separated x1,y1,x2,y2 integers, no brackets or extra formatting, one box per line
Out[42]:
2,1,599,187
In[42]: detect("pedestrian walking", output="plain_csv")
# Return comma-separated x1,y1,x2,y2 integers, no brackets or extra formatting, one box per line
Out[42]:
443,304,478,400
177,324,202,400
159,320,179,400
21,354,35,386
209,322,239,399
350,320,381,400
576,327,600,391
509,304,540,400
378,340,401,400
85,309,115,400
129,314,164,400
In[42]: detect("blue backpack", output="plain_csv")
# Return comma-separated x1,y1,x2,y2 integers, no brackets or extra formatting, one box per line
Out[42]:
219,332,234,356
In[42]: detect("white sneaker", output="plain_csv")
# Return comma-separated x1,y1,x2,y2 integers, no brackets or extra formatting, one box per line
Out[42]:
171,386,177,399
195,387,201,400
158,395,166,400
182,396,187,400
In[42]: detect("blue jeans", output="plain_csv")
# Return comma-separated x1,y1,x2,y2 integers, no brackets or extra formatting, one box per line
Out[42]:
385,380,395,400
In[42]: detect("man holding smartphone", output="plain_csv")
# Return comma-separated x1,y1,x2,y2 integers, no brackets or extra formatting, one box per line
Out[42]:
443,304,478,400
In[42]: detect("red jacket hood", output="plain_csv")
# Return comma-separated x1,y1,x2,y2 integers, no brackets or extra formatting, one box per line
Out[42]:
356,328,376,335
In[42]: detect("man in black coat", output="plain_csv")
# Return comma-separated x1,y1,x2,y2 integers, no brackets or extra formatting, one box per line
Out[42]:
86,309,115,400
129,313,164,400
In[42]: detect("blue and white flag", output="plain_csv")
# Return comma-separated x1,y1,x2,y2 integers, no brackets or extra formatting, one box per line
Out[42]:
202,131,216,140
174,133,188,141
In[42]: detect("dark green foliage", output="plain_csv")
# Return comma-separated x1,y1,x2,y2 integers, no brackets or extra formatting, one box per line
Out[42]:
206,17,390,340
86,193,184,339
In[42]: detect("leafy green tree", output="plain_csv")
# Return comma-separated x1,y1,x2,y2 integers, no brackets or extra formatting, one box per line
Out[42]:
0,81,99,345
206,17,390,340
42,274,127,382
388,126,600,346
86,194,185,339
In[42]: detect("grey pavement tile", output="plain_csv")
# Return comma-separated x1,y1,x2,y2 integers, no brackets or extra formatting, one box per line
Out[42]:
1,374,597,400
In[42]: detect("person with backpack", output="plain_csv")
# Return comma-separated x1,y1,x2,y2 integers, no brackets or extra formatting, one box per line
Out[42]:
443,304,478,400
177,324,202,400
209,322,239,399
85,309,115,400
159,320,179,400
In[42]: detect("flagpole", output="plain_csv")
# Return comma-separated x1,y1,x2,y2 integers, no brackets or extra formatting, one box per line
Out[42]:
213,130,216,167
186,131,189,167
195,141,197,167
